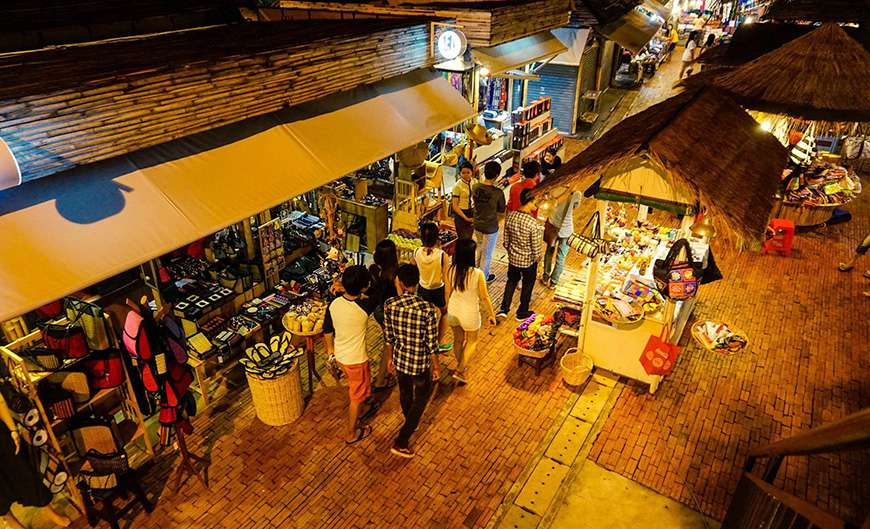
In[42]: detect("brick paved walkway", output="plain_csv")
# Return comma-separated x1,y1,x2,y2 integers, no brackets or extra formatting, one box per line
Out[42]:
587,53,870,524
82,248,576,529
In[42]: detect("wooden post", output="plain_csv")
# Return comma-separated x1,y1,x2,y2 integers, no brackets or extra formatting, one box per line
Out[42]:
577,200,608,354
242,218,256,261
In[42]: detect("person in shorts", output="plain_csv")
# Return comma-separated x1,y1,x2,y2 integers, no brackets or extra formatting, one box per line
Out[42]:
838,232,870,297
324,265,376,444
413,222,452,351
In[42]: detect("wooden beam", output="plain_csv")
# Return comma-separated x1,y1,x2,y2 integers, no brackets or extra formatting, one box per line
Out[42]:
749,407,870,458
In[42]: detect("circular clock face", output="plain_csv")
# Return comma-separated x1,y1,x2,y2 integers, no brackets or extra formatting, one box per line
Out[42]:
437,29,467,61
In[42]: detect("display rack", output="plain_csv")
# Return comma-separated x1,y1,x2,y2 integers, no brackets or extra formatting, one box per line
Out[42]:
0,313,155,510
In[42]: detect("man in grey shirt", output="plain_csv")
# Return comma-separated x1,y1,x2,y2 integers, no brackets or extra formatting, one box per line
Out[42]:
473,161,506,282
542,191,582,288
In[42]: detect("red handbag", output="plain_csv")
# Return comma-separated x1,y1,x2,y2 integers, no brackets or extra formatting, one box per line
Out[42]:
42,324,89,359
83,351,126,389
639,329,679,376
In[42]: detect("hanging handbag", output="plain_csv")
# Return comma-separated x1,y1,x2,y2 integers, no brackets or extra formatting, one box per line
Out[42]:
653,239,703,301
64,298,111,351
42,324,89,359
19,348,62,371
82,350,126,389
639,327,679,376
567,211,606,258
84,449,129,475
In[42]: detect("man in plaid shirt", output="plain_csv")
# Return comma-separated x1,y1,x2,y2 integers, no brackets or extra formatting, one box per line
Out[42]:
384,263,441,458
498,188,544,321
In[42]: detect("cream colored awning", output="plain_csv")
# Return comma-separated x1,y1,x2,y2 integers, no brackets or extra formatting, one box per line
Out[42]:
472,31,568,76
590,156,697,213
0,69,474,320
597,0,667,54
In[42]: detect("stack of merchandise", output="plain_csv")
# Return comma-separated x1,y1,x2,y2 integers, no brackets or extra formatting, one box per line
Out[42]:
553,306,582,333
513,313,556,352
282,300,327,334
782,161,862,207
241,335,303,380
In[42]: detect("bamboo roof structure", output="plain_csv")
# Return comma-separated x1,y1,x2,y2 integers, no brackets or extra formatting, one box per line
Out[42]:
538,88,789,244
707,23,870,122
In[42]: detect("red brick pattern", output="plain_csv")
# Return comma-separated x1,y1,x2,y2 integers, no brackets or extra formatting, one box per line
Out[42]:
77,253,573,529
589,191,870,523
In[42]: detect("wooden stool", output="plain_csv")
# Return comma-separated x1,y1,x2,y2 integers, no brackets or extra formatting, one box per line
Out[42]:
516,343,556,375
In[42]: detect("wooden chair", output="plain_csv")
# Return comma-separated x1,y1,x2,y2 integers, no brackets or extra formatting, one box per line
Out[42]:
69,417,153,529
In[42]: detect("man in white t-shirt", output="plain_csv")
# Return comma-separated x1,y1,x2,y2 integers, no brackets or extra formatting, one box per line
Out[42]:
324,265,376,444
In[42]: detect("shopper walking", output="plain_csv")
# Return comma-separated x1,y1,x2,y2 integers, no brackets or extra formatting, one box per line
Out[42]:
446,239,498,384
473,161,506,282
369,239,399,390
323,265,376,444
384,264,441,458
542,191,582,288
838,232,870,297
498,189,544,321
414,222,452,351
507,161,541,212
679,31,700,79
452,162,476,240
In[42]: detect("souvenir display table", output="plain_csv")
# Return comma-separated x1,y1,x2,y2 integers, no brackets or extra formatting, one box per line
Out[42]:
555,206,708,393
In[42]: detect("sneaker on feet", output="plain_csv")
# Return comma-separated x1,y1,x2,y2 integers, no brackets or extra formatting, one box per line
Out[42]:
515,311,533,321
390,445,415,458
496,311,508,322
539,275,549,286
452,372,467,385
487,274,496,282
438,342,453,352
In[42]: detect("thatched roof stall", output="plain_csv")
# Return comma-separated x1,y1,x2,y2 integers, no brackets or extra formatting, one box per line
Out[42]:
538,88,789,243
708,23,870,122
694,23,870,69
764,0,870,24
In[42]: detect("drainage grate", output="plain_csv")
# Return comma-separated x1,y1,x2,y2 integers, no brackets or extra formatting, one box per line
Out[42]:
498,505,542,529
545,415,593,465
514,457,571,516
569,381,611,423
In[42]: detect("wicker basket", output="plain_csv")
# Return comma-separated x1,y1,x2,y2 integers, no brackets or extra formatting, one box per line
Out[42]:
246,360,304,426
560,348,593,387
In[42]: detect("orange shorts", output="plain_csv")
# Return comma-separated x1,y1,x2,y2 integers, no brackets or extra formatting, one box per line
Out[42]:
340,361,371,403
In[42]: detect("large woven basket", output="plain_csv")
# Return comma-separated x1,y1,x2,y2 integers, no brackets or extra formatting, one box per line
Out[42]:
246,360,304,426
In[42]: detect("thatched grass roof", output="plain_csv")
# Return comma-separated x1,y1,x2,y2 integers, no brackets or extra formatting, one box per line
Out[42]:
695,23,869,68
674,65,733,90
765,0,870,24
538,88,788,244
710,23,870,122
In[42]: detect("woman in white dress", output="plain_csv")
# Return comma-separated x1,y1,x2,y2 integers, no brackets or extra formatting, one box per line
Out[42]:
445,238,497,384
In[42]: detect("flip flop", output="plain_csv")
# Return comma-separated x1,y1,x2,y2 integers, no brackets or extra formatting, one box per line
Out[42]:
864,271,870,279
345,424,372,445
838,263,854,272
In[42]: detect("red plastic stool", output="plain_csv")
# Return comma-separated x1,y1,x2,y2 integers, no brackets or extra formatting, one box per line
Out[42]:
762,218,795,256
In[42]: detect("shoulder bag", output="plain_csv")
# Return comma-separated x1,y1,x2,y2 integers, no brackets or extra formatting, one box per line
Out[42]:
653,239,703,301
567,211,606,259
64,298,111,351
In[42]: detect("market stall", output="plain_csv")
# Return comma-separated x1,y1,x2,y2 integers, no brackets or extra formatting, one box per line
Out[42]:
679,23,870,226
535,87,788,392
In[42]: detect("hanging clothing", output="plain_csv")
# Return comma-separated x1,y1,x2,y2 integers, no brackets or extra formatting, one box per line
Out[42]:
0,423,52,515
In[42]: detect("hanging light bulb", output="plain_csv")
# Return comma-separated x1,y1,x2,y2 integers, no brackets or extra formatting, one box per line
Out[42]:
479,66,490,77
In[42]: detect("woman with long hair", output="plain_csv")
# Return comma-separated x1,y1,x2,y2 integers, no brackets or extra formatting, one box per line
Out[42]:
368,239,400,389
445,238,497,384
413,223,452,351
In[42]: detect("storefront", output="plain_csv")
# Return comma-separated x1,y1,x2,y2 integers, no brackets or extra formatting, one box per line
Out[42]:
0,65,474,510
